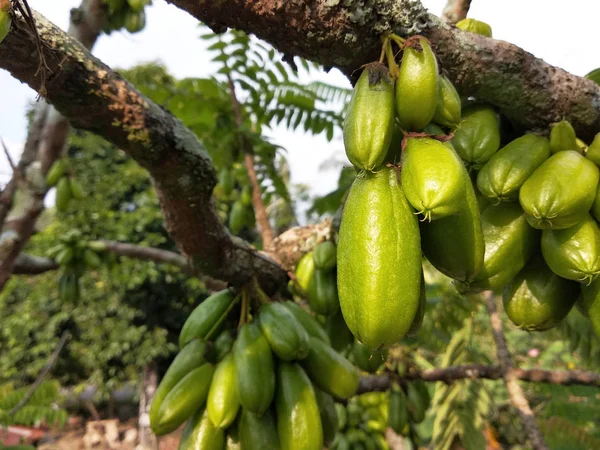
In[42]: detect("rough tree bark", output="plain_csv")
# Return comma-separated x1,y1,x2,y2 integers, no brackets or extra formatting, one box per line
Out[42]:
137,363,158,450
441,0,472,24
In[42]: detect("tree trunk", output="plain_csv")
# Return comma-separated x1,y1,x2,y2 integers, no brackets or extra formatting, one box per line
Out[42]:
137,362,158,450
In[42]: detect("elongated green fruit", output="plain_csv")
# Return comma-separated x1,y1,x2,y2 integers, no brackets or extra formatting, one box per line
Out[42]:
433,75,461,128
549,120,578,154
406,273,426,337
313,241,336,271
519,151,599,229
351,340,388,374
343,63,395,171
258,302,310,361
465,203,540,292
152,363,215,435
55,177,72,212
406,380,429,424
585,133,600,166
178,408,225,450
592,184,600,222
83,249,102,269
295,251,315,293
580,277,600,338
282,301,330,344
124,10,145,33
338,167,421,348
301,337,359,399
388,385,408,435
307,269,340,316
46,160,66,187
179,290,235,348
233,322,275,415
229,201,246,235
149,339,207,424
218,168,234,196
401,137,465,221
324,312,354,352
452,105,501,170
207,354,239,429
213,329,234,363
313,388,338,447
421,170,485,282
477,134,550,202
396,37,439,131
456,18,492,37
239,408,280,450
503,256,578,331
69,178,85,200
275,363,323,450
541,214,600,284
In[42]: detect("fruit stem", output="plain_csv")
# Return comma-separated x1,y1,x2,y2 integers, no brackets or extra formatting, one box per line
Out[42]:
389,33,406,49
237,290,248,331
379,35,389,64
385,43,401,79
252,277,272,305
205,292,242,341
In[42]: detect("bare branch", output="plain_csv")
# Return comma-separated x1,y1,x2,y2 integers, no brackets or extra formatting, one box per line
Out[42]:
13,253,59,274
1,139,17,173
485,291,549,450
441,0,472,24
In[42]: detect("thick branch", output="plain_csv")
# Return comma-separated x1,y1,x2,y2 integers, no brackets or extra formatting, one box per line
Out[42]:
169,0,600,141
485,292,549,450
0,9,287,292
441,0,472,24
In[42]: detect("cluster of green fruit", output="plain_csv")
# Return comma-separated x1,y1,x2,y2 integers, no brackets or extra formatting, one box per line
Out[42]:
102,0,149,34
46,159,85,212
215,167,256,236
0,0,10,45
46,230,107,302
149,289,361,449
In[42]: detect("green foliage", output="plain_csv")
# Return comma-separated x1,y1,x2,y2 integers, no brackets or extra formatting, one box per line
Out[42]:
0,380,67,427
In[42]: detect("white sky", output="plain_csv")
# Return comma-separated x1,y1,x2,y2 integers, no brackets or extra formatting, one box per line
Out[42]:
1,0,599,216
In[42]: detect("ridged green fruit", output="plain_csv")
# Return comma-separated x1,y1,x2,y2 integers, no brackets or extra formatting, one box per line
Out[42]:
314,388,338,447
295,251,315,293
218,168,234,196
421,171,485,282
503,256,579,331
452,105,501,170
338,168,421,348
580,277,600,338
433,75,461,128
406,380,429,424
56,247,74,266
239,408,280,450
58,272,79,303
55,177,72,212
396,37,439,131
127,0,149,12
388,385,408,435
152,363,215,436
179,290,235,348
233,322,275,415
592,184,600,222
456,18,492,37
0,6,10,45
351,340,388,374
477,134,550,202
83,249,102,269
282,301,330,344
207,354,239,429
229,201,246,235
343,63,395,171
106,0,126,15
275,363,323,450
178,408,225,450
213,329,234,362
308,269,340,316
313,241,336,271
586,133,600,166
324,312,354,352
124,10,145,33
46,160,66,187
465,203,540,292
401,137,466,221
406,273,426,337
258,302,310,361
301,337,359,399
541,214,600,284
70,178,85,200
549,120,579,154
519,151,599,229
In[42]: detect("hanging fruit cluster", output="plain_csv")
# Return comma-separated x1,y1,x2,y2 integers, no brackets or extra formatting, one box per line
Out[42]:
214,166,256,236
102,0,150,33
150,287,360,449
46,158,85,211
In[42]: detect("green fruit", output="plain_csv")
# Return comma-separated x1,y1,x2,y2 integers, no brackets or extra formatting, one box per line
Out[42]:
127,0,149,13
152,363,215,435
295,251,315,293
406,273,426,337
338,168,421,348
452,105,501,170
239,408,280,450
301,337,359,399
0,6,10,46
207,354,239,429
549,120,579,154
580,278,600,338
476,134,551,202
105,0,126,14
308,268,340,316
456,18,493,37
87,240,107,252
224,421,241,450
541,214,600,284
465,202,540,292
324,312,354,352
401,137,466,221
229,201,246,235
83,249,102,269
396,36,439,131
69,178,85,200
124,10,145,33
420,171,485,282
388,385,408,435
233,322,274,415
218,168,234,196
519,151,599,229
58,272,79,302
351,340,388,374
56,247,74,266
335,403,348,430
275,363,323,450
46,160,66,187
406,380,429,424
314,388,339,447
258,302,310,361
585,133,600,166
178,408,225,450
213,329,234,362
179,290,235,348
313,241,337,271
503,256,578,331
282,301,330,344
55,177,73,211
433,75,461,129
149,339,207,425
592,184,600,222
586,68,600,85
335,434,351,450
240,186,253,206
343,63,395,171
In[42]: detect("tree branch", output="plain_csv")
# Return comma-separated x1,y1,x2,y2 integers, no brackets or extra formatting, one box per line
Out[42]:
485,292,549,450
168,0,600,141
441,0,472,24
0,8,287,292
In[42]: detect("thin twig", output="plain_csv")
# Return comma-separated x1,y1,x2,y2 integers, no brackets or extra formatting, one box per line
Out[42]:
484,291,549,450
441,0,472,24
1,139,17,173
8,332,70,416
